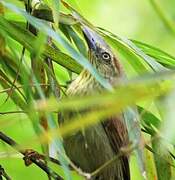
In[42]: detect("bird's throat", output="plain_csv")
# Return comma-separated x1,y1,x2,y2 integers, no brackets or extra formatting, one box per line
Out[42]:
67,70,103,96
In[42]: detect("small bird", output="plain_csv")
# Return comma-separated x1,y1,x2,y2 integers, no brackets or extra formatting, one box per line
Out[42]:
61,26,130,180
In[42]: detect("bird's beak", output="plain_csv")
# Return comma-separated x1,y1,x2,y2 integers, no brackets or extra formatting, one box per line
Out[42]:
82,26,108,51
82,26,97,51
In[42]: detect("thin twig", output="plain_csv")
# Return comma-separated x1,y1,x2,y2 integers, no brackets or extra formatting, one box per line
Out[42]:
0,132,91,179
4,42,27,103
0,131,63,180
0,83,67,94
0,111,26,115
0,110,63,115
0,165,11,180
91,144,134,177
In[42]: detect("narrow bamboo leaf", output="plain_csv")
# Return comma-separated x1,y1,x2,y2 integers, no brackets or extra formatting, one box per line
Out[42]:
0,54,19,81
32,31,47,60
152,138,173,180
2,1,112,90
0,47,31,86
59,23,72,42
32,78,174,149
30,31,47,95
124,107,146,179
139,107,161,136
132,40,175,68
99,28,166,72
34,71,174,122
32,8,77,25
159,90,175,146
0,53,27,100
44,45,82,73
0,16,82,73
49,0,60,29
63,24,87,56
0,18,34,50
43,74,173,113
62,5,152,75
30,3,73,177
47,114,71,180
144,148,158,180
104,34,149,74
119,37,167,71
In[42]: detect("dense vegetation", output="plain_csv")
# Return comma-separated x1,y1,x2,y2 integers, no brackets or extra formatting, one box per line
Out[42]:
1,0,175,179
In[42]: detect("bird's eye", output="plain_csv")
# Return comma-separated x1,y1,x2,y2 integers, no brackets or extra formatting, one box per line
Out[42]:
102,52,111,61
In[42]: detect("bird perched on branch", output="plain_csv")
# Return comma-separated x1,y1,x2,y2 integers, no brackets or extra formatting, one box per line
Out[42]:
61,26,130,180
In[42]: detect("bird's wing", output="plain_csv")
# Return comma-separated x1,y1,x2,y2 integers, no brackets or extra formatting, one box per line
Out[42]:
102,115,130,180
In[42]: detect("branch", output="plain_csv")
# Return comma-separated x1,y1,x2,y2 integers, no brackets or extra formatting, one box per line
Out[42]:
0,165,11,180
91,144,134,178
0,131,63,180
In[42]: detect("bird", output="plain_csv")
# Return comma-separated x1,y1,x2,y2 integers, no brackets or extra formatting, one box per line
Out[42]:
60,26,130,180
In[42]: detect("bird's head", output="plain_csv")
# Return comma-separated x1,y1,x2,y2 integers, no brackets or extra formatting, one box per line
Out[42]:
82,26,123,82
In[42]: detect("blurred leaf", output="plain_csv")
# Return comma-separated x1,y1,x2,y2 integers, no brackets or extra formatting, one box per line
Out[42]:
144,148,158,180
124,107,146,179
152,138,173,180
149,0,175,36
34,71,175,138
47,114,72,180
139,106,161,136
0,2,4,15
159,90,175,147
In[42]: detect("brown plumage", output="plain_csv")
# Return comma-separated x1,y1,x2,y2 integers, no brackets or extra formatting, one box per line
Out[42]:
61,26,130,180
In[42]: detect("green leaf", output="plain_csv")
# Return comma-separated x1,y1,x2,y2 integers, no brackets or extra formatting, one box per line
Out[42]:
2,1,112,90
99,28,166,73
0,70,27,110
0,16,82,73
64,25,87,56
144,148,158,180
133,40,175,68
152,138,173,180
34,71,174,136
139,106,161,136
32,8,77,25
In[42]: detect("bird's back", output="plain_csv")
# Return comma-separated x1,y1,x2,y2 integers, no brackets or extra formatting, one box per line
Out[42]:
60,73,130,180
